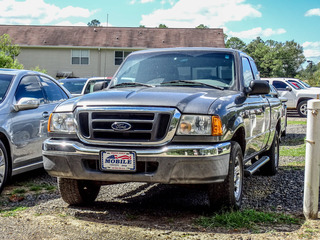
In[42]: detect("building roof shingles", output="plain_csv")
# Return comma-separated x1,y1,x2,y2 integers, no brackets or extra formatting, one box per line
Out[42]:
0,25,225,49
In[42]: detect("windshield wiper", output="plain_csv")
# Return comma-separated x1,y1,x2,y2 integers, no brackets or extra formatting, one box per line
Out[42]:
109,82,153,89
160,80,224,90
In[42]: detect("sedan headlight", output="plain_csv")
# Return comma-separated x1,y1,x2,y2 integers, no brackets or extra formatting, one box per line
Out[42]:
177,115,222,136
48,113,76,133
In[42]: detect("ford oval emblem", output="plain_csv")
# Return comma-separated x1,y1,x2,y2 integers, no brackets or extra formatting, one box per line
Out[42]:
111,122,132,131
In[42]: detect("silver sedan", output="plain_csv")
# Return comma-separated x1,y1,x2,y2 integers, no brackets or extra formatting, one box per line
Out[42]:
0,69,71,193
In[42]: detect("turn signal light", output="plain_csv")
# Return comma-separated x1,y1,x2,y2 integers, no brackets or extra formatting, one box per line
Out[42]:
212,116,223,136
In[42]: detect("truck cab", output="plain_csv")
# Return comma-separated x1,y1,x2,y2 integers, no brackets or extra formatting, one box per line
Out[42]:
43,48,281,210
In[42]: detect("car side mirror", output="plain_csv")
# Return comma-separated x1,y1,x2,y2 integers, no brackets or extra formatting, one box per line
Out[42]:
14,97,40,111
93,82,107,92
246,80,270,95
286,86,292,92
279,96,288,103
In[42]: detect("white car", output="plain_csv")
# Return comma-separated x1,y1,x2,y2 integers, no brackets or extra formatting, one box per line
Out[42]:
81,77,112,95
286,78,319,91
262,78,320,117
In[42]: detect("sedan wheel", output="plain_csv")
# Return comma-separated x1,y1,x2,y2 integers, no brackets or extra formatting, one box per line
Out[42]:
0,140,9,194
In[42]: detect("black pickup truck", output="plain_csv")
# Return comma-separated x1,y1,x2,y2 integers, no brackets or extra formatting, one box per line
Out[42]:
43,48,282,210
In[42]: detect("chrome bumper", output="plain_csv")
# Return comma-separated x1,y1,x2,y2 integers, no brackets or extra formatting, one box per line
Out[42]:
43,139,231,184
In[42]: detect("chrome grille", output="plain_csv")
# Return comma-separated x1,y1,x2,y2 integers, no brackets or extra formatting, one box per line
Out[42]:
76,107,180,146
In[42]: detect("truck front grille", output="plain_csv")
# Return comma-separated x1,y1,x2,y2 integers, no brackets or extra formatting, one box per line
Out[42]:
76,107,180,145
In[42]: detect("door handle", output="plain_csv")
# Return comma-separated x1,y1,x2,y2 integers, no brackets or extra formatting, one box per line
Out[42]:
42,112,50,119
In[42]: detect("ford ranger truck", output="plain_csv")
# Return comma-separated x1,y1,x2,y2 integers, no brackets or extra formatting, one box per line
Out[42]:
43,48,282,210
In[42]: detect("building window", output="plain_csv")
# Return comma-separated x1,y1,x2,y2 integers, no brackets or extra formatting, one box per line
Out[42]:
72,50,89,65
115,51,132,65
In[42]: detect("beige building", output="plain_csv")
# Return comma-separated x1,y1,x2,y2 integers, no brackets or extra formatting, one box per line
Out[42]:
0,25,225,79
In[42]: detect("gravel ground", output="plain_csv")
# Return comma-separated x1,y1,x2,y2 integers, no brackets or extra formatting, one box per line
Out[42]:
1,112,318,239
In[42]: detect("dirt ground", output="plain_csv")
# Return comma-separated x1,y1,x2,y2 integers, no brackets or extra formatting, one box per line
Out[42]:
1,111,320,240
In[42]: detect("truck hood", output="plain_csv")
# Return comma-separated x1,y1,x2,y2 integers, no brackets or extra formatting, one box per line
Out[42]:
295,88,320,96
56,87,237,114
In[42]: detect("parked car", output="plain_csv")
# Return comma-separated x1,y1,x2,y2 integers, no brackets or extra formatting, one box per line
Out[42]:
81,77,112,95
287,78,319,90
263,77,320,117
267,83,287,137
43,48,282,210
58,78,88,97
0,69,71,194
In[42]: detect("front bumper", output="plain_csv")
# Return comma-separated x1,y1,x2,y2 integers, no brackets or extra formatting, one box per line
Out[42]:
42,139,231,184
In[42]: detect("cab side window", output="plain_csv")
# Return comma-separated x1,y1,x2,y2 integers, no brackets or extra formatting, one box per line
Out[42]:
15,75,45,103
242,57,254,87
272,81,288,90
40,76,68,103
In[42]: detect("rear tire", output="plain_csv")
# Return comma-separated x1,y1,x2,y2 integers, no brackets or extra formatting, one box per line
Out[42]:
259,130,280,176
297,100,308,117
58,178,101,205
208,141,243,211
0,140,10,194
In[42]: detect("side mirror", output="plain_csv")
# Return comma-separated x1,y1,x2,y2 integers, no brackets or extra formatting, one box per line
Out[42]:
285,86,292,92
93,81,107,92
246,80,270,95
279,96,288,103
14,97,40,111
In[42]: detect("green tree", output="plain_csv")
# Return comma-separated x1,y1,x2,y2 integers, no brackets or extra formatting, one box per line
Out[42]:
224,34,228,43
0,34,23,69
196,24,208,29
0,34,20,58
225,37,246,51
30,65,47,74
139,25,146,28
296,61,320,86
158,24,168,28
87,19,101,27
280,40,305,77
245,37,305,78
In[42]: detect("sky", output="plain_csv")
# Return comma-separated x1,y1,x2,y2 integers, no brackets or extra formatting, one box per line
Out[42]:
0,0,319,65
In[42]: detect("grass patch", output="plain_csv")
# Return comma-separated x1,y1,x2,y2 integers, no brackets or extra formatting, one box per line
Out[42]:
283,137,305,146
286,161,305,167
281,160,305,170
12,188,26,194
126,213,138,221
26,183,57,192
280,144,305,157
195,209,300,231
29,185,42,192
287,120,307,125
0,207,28,217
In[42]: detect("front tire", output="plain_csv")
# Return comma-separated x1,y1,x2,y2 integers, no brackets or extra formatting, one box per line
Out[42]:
208,141,243,211
297,100,308,117
58,178,101,205
0,140,10,194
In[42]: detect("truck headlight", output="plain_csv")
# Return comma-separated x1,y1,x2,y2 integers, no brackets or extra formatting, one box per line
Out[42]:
48,113,76,133
177,115,222,136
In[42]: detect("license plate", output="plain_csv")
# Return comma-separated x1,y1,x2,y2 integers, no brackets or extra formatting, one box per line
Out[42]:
100,151,136,172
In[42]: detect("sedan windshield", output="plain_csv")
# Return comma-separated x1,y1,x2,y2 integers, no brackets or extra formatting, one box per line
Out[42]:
0,74,14,103
111,51,235,90
59,78,88,95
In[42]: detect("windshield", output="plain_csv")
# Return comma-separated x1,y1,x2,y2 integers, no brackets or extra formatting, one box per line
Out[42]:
111,51,235,90
299,80,311,88
59,79,87,94
286,81,301,90
287,80,306,89
0,74,14,103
